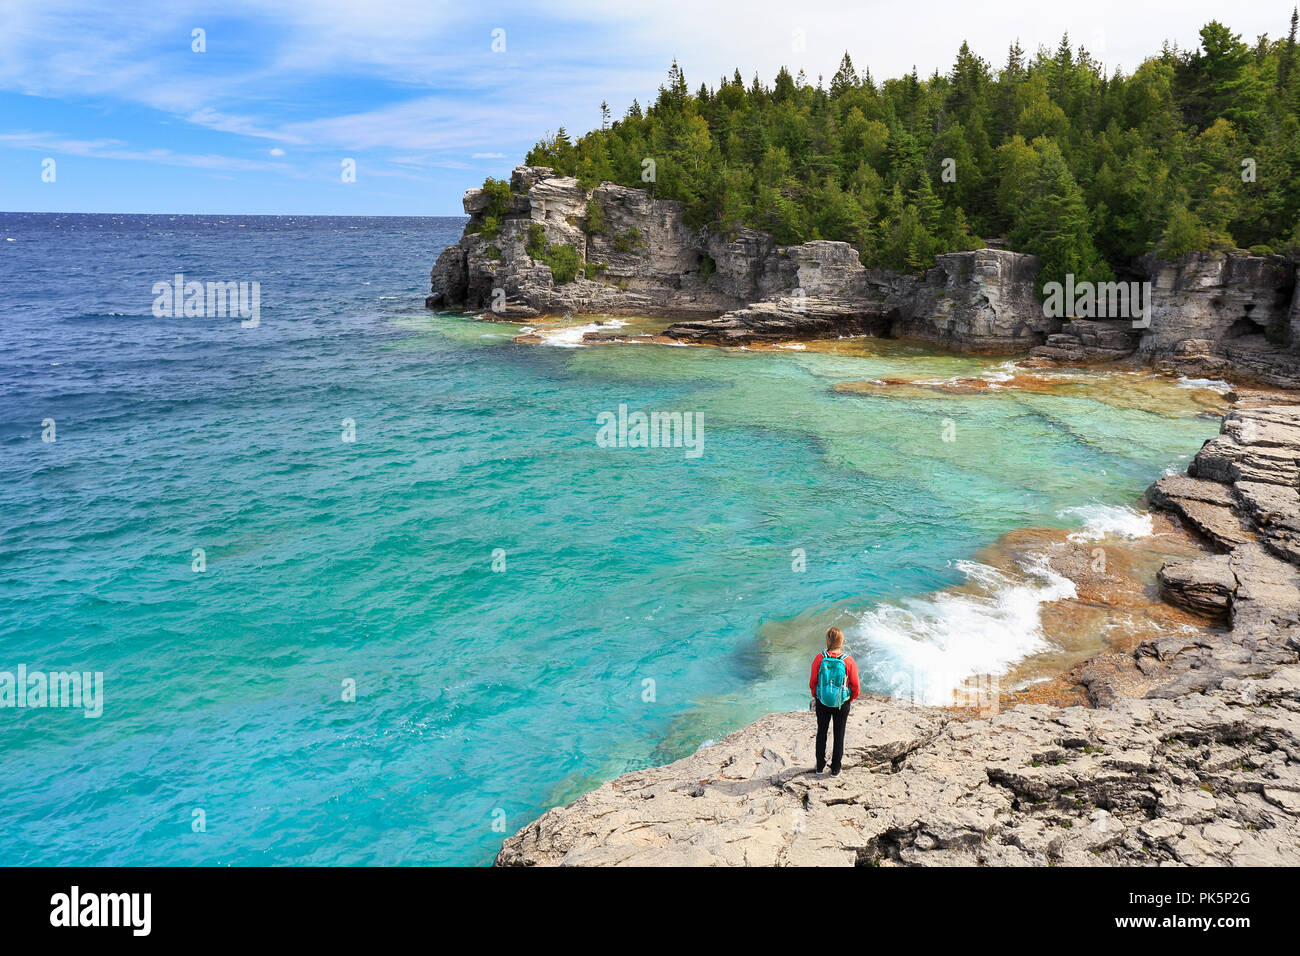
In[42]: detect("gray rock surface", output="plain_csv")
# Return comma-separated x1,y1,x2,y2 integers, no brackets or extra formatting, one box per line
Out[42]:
427,167,1049,351
665,247,1050,351
497,407,1300,867
1140,252,1294,354
429,168,1300,377
1027,319,1143,364
497,670,1300,866
1138,252,1300,388
428,170,1300,379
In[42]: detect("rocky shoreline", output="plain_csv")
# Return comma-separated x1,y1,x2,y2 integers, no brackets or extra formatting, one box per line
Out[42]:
430,165,1300,387
430,166,1300,866
496,406,1300,866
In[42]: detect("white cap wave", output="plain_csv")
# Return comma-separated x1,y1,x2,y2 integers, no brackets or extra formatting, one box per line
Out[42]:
535,318,629,347
858,558,1075,706
1057,503,1154,542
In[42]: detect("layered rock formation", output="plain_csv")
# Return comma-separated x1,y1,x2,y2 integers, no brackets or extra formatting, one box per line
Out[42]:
1153,406,1300,630
431,168,1300,380
428,166,1052,351
665,247,1051,351
429,166,736,319
497,673,1300,866
1139,252,1300,388
497,406,1300,867
1025,319,1144,366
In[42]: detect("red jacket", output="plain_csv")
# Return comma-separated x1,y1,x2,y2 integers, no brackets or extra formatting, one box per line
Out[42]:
810,651,859,702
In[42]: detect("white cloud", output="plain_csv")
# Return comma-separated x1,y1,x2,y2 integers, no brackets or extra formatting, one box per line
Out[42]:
0,0,1292,197
0,131,290,172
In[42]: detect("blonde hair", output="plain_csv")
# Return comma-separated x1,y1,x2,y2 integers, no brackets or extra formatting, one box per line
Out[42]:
826,627,844,652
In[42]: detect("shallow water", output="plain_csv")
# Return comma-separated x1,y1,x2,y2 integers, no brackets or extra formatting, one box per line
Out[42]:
0,213,1222,865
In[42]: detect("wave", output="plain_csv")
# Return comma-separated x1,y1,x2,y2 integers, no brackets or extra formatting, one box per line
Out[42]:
1057,503,1154,542
912,359,1023,388
1176,376,1233,393
535,318,628,347
857,557,1076,706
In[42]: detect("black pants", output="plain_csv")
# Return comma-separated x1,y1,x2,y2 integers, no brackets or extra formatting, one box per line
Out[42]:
815,699,850,773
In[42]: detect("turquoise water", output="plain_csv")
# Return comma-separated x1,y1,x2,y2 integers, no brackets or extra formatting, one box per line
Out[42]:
0,214,1220,865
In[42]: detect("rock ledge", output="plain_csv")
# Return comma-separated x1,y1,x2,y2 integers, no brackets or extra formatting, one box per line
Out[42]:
497,407,1300,867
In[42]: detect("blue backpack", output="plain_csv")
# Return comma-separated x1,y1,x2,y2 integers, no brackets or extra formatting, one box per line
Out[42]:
816,652,850,707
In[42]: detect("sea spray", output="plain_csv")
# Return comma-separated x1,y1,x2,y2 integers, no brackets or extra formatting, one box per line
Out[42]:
1058,503,1154,542
535,318,628,347
859,557,1076,707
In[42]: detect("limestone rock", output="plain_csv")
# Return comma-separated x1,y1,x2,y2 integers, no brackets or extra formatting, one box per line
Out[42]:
1140,251,1300,388
428,171,1300,381
496,406,1300,867
1157,555,1235,618
1028,320,1143,365
666,247,1048,351
497,665,1300,867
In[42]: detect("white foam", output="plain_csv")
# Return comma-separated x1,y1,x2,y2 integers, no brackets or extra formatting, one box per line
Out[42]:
1058,503,1154,542
1176,376,1233,393
535,318,628,347
858,557,1075,706
985,360,1020,383
913,361,1020,388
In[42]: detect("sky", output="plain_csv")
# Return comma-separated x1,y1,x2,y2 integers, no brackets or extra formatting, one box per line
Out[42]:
1,0,1295,215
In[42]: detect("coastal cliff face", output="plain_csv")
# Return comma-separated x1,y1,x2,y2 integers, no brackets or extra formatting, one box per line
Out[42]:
1129,251,1300,388
428,166,1052,351
665,245,1052,351
429,166,1300,377
496,406,1300,867
429,165,732,319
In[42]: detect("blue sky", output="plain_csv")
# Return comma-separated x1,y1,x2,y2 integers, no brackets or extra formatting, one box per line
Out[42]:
1,0,1293,215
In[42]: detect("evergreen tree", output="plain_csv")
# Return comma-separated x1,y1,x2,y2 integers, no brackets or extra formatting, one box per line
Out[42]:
494,14,1300,291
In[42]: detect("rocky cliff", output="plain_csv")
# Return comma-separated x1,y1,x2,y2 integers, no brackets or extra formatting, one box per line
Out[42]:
496,406,1300,867
428,166,1052,351
665,245,1052,351
429,166,1300,378
1137,252,1300,388
428,165,735,319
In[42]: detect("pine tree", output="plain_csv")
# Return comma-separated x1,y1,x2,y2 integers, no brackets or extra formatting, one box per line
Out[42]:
498,18,1300,276
1279,8,1299,95
831,53,858,98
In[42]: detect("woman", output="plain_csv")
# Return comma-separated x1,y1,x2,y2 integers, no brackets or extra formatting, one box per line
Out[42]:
809,626,859,776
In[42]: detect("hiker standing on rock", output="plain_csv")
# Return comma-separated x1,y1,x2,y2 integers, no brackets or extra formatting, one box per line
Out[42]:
810,627,860,776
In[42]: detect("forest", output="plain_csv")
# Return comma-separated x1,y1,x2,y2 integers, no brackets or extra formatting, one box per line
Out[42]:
504,13,1300,289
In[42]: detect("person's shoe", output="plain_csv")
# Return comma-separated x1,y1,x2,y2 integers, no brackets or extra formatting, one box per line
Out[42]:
815,765,825,775
830,768,841,777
